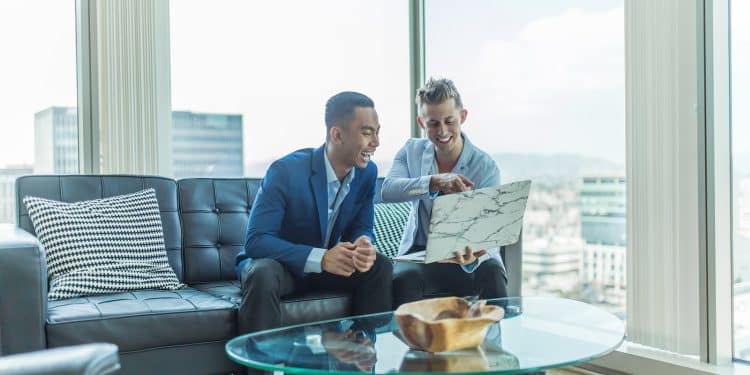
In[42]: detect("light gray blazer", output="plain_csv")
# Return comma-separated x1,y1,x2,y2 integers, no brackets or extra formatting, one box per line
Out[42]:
381,133,504,270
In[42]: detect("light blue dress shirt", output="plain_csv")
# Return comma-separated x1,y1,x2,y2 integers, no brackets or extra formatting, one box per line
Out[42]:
303,151,355,273
381,133,505,274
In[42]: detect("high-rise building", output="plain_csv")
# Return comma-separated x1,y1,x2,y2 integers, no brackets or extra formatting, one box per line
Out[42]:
580,242,627,306
33,108,244,179
580,176,626,246
34,107,78,174
171,111,243,179
578,176,627,306
524,235,583,294
521,185,583,295
0,166,33,224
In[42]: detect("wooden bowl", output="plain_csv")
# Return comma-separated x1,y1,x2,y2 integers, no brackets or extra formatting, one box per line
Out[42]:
394,297,505,352
399,348,488,372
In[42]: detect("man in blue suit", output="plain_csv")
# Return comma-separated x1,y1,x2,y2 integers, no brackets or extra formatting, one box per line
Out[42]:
381,78,507,306
235,92,393,334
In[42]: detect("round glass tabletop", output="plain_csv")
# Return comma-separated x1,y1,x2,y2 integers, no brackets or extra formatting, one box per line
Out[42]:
226,297,625,374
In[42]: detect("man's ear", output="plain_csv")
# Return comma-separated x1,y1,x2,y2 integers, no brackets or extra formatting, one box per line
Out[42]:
330,126,343,144
417,116,425,130
459,108,468,124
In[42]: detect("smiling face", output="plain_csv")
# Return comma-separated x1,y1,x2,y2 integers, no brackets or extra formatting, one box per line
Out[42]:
331,106,380,169
418,98,467,155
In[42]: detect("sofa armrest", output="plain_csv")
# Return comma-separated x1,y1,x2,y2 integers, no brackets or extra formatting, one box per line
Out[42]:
0,224,47,355
0,343,120,375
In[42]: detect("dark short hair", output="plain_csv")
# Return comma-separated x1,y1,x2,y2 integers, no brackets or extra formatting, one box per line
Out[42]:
416,77,464,110
325,91,375,136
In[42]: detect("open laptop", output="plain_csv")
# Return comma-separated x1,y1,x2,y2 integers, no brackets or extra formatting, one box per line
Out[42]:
394,180,531,263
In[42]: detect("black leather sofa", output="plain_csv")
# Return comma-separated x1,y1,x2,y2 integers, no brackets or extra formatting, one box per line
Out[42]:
0,175,522,375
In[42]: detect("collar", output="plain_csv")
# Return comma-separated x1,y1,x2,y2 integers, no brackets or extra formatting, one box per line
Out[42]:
324,148,355,184
453,132,474,171
428,131,474,172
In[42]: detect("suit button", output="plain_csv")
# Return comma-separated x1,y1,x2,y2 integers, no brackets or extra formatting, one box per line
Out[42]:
213,208,220,213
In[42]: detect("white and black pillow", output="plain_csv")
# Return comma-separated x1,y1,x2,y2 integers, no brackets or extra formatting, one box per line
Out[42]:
373,202,411,258
23,188,184,300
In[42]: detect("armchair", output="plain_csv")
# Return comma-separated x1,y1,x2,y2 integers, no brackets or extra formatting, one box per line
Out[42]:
0,343,119,375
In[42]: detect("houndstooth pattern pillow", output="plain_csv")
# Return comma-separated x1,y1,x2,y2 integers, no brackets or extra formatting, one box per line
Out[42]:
23,188,184,300
373,202,411,258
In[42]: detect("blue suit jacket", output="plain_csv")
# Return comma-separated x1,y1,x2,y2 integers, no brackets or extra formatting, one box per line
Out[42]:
235,145,377,278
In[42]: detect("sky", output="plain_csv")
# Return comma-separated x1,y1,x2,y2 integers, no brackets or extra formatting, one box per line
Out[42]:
169,0,411,173
427,0,625,165
0,0,747,171
0,1,77,168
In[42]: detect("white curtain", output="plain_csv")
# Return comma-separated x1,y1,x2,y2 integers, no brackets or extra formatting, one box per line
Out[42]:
95,0,172,175
626,0,701,356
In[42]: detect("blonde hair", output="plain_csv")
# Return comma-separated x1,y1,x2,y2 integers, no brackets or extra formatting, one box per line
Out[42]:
415,77,464,109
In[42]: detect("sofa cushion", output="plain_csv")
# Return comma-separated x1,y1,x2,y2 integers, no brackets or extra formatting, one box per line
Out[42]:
191,281,352,325
373,202,411,257
23,188,184,300
46,288,235,352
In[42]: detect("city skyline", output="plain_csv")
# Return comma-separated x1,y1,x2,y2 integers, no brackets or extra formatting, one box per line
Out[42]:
26,106,247,179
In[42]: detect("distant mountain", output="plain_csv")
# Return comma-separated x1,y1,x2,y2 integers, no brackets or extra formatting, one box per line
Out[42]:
492,153,624,183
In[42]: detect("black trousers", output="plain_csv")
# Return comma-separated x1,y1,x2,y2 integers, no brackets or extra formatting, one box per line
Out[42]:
392,257,508,308
238,252,393,334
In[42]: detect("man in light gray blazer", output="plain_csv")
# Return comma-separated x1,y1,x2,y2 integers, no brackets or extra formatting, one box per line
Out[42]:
381,78,507,306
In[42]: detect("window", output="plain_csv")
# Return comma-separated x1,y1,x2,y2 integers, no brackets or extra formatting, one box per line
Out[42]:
732,0,750,362
169,0,411,178
0,1,78,224
425,0,625,317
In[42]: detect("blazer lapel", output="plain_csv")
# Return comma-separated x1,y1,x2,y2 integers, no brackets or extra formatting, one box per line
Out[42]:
310,146,328,245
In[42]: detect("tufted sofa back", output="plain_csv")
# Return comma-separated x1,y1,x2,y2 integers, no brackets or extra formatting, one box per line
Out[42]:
177,179,260,283
177,177,388,283
15,175,521,295
14,175,389,285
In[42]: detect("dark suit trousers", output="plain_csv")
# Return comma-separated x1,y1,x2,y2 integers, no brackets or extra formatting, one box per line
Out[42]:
392,257,508,308
239,252,393,334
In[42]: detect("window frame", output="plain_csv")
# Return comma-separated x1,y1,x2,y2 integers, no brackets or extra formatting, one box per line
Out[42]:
75,0,98,174
72,0,743,371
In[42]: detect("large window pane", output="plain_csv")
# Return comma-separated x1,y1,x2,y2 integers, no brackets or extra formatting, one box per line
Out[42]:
732,0,750,362
426,0,625,317
169,0,410,178
0,1,78,224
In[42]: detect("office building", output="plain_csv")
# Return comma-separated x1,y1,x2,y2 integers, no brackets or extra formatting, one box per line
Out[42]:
33,108,244,179
171,111,243,178
0,165,33,224
34,107,78,174
579,176,627,306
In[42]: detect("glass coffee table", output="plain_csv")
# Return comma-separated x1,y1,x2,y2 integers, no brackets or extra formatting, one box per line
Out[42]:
226,297,625,374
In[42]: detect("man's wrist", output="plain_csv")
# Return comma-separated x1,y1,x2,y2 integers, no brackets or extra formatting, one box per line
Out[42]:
428,175,437,192
304,247,327,273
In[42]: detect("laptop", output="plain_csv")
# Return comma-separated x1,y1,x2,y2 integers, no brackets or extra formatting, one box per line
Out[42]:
394,180,531,263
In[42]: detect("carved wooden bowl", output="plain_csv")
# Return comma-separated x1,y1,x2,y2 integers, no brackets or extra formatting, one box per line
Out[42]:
394,297,505,353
